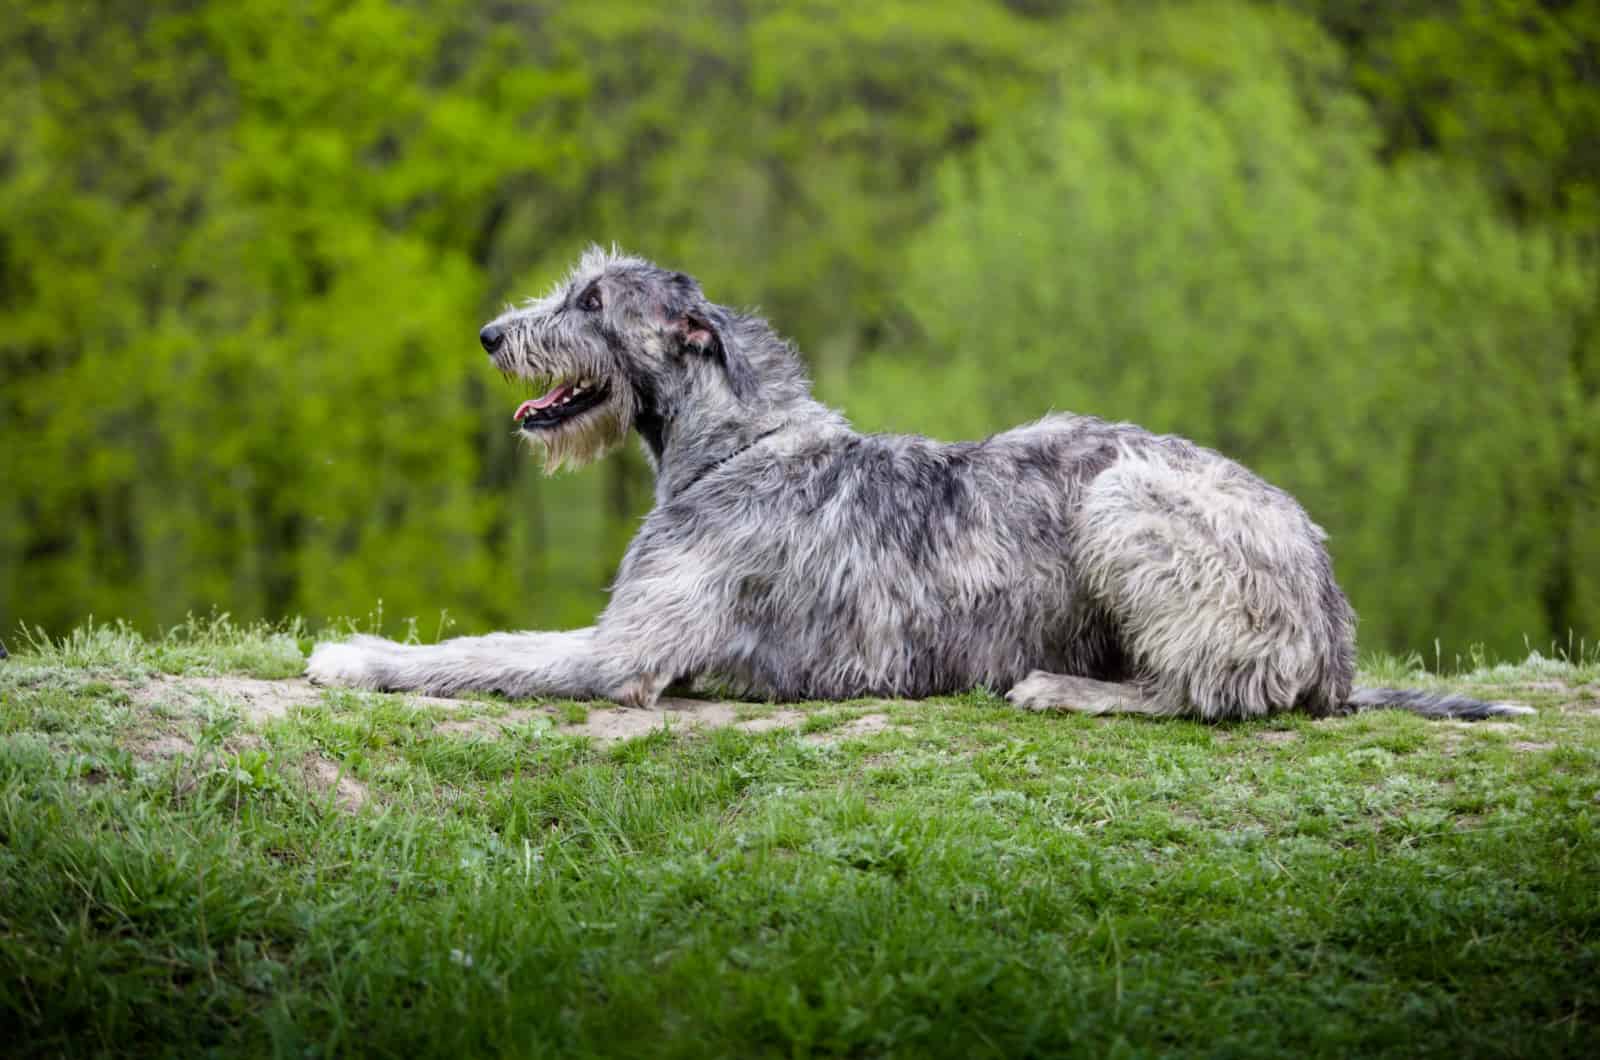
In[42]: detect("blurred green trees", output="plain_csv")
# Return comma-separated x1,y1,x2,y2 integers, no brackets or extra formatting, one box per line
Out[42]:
870,3,1592,653
2,0,1595,657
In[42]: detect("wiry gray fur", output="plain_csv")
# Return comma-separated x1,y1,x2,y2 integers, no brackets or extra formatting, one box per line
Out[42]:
307,248,1532,723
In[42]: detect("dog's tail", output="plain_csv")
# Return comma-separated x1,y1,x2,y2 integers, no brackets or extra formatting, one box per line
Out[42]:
1345,686,1534,721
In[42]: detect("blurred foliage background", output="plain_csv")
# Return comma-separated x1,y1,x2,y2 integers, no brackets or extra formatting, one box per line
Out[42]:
2,0,1596,659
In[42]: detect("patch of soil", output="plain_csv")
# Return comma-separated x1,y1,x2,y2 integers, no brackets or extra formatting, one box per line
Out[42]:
302,756,370,812
804,713,893,746
1552,684,1600,712
1255,730,1299,745
125,729,372,814
132,675,304,723
133,675,461,724
428,698,812,743
1510,740,1556,753
133,733,195,759
1440,721,1523,733
434,709,547,737
578,704,704,742
128,730,262,765
735,710,807,733
551,698,810,742
1513,680,1572,693
121,675,827,749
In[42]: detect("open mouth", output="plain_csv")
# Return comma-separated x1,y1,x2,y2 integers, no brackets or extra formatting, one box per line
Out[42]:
514,378,610,430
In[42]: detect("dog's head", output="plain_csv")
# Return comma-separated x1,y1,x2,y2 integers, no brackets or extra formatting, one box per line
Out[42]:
479,247,759,470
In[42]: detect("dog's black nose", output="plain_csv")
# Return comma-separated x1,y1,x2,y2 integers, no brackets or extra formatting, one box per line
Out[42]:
479,323,505,354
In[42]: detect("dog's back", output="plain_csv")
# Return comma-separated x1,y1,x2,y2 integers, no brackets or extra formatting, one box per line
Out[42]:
608,412,1353,711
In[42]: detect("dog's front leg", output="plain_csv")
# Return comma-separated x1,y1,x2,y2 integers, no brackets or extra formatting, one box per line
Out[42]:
305,628,670,705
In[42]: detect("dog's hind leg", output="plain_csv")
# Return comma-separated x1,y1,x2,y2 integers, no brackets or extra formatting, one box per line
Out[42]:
1005,672,1171,716
1069,448,1354,721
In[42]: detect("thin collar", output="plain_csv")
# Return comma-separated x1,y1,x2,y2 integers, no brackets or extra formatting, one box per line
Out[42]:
672,427,784,500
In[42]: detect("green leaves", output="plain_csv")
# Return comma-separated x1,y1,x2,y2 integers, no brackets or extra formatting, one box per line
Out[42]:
1,0,1595,654
872,2,1594,656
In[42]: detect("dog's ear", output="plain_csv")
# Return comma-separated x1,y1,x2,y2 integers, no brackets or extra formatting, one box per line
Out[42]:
671,307,758,402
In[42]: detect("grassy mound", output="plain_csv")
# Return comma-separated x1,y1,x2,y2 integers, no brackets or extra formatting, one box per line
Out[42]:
2,619,1596,1056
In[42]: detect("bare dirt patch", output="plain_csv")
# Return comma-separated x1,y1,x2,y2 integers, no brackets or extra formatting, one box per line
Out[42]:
120,675,822,746
1440,721,1523,733
736,710,807,733
804,713,894,746
429,697,812,743
580,703,713,741
556,699,822,742
1554,684,1600,712
1510,740,1556,753
124,725,370,815
133,733,196,759
132,675,462,724
1255,730,1299,746
434,709,547,737
134,675,304,723
1512,680,1572,694
302,756,370,812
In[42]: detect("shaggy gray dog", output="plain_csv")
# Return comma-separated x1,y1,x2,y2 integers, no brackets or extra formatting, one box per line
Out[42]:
308,248,1530,722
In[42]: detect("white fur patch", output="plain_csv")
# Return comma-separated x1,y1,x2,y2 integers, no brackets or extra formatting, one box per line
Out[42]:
306,642,381,689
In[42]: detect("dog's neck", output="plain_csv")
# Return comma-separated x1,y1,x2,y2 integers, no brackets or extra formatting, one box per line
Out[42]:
639,391,846,504
635,313,850,502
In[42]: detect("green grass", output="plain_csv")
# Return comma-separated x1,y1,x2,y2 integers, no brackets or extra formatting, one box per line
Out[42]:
2,620,1597,1057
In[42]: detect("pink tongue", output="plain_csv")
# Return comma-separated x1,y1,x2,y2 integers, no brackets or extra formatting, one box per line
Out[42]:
513,382,574,421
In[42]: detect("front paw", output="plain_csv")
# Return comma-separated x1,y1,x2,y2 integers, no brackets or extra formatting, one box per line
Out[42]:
1005,670,1062,713
307,639,384,689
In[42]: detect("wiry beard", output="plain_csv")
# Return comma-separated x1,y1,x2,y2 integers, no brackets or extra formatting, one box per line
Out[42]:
496,322,640,473
521,384,635,472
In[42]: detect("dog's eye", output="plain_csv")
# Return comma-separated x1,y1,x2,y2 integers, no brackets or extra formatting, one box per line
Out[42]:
578,285,603,312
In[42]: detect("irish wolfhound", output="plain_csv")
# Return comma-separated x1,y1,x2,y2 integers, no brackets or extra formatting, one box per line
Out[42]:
308,248,1529,722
